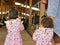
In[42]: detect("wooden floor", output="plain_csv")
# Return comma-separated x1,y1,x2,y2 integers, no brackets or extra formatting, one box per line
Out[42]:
0,26,60,45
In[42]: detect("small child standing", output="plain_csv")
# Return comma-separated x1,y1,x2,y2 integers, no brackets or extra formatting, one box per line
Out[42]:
33,17,54,45
4,7,24,45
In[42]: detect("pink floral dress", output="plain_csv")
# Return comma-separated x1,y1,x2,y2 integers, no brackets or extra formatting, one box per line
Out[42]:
4,18,24,45
33,28,53,45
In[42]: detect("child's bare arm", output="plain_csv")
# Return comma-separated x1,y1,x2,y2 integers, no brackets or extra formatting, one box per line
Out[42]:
32,29,39,41
50,16,55,21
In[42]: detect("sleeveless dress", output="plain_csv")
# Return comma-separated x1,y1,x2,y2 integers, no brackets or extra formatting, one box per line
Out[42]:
33,28,53,45
4,18,24,45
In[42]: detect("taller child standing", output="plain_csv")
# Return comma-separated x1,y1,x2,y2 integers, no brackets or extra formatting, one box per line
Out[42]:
4,7,24,45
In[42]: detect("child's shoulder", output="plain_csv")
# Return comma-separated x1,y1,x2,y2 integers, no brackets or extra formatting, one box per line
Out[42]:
4,18,20,23
34,28,53,34
35,28,53,32
34,28,43,34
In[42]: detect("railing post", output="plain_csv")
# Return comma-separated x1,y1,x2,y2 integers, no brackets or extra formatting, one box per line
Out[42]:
39,0,45,27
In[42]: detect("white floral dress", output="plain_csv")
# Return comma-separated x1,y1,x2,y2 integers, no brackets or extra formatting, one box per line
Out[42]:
33,28,53,45
4,18,24,45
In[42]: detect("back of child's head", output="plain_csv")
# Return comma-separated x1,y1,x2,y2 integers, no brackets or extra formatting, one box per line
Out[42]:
41,17,54,28
8,7,18,19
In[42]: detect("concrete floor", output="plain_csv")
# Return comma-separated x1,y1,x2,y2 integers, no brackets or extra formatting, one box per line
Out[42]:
0,26,35,45
0,26,59,45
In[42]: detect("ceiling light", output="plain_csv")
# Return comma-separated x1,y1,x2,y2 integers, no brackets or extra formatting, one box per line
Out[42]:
15,2,21,5
15,2,40,11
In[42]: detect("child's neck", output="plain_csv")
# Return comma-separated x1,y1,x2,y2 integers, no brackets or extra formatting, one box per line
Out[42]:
9,19,15,21
40,25,44,28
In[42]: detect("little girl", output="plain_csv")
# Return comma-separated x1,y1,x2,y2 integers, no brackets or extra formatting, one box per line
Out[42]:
33,17,54,45
4,7,24,45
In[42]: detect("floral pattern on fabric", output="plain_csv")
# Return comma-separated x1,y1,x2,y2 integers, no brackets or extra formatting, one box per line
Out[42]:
4,18,24,45
33,28,53,45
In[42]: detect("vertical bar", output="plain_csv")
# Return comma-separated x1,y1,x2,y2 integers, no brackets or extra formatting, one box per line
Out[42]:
0,0,1,6
25,0,27,14
29,0,32,29
0,0,1,19
5,6,6,17
39,0,45,27
1,0,3,18
14,0,16,7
